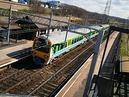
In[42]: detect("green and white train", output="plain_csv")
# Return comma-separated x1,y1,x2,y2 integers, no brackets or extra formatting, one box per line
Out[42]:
32,25,109,65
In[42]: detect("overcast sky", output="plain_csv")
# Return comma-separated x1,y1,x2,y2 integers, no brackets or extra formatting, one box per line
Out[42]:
51,0,129,19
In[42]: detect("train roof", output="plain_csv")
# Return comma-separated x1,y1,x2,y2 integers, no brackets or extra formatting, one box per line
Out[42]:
90,24,109,30
41,28,90,44
39,25,109,45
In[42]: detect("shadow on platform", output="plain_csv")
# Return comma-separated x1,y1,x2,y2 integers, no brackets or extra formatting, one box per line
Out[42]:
10,55,43,70
7,47,31,59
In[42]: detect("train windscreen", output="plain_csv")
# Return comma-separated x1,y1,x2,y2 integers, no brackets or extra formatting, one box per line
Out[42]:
33,38,50,53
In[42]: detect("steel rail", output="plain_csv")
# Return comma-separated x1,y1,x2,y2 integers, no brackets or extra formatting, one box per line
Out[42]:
28,43,95,96
4,68,46,93
0,69,24,82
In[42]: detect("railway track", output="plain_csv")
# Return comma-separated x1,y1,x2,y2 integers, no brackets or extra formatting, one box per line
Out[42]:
29,46,93,97
0,37,96,96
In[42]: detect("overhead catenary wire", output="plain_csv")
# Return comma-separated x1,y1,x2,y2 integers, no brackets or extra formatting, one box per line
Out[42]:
4,6,104,45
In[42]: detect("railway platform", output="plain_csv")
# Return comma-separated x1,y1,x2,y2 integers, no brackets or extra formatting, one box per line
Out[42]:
0,40,33,68
56,32,119,97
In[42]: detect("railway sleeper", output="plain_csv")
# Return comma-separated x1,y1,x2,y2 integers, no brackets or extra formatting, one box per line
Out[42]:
0,83,10,91
1,81,16,89
36,90,50,97
52,75,66,83
27,90,32,94
39,73,45,79
10,78,19,83
44,84,56,90
47,82,58,87
40,87,52,93
36,87,52,96
0,71,19,82
44,68,54,75
4,77,33,93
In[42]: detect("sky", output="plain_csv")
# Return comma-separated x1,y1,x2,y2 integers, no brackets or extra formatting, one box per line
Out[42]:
43,0,129,19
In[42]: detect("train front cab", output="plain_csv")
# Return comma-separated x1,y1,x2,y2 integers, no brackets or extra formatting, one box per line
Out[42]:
32,37,51,65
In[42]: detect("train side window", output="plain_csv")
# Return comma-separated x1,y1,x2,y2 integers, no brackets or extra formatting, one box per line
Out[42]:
80,36,82,40
54,45,57,53
67,39,70,46
60,43,63,49
81,36,83,40
74,38,76,43
57,44,60,51
59,44,62,50
87,33,90,37
79,36,81,40
90,32,92,36
58,44,61,51
67,40,69,46
75,38,77,43
68,39,71,45
70,39,72,45
78,37,80,41
56,45,59,52
90,32,92,35
63,43,65,48
76,37,78,42
79,36,81,41
72,39,75,44
76,38,78,42
65,41,67,47
73,37,80,44
79,37,81,40
52,45,56,54
54,45,58,53
52,46,54,54
77,37,79,42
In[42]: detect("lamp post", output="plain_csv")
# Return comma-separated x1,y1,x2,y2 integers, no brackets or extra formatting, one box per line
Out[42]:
7,4,12,44
46,7,53,41
64,15,70,43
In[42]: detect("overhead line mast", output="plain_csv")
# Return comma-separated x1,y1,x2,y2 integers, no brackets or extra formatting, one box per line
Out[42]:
104,0,112,15
103,0,112,24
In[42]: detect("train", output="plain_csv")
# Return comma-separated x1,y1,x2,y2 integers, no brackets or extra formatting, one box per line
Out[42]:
32,25,109,65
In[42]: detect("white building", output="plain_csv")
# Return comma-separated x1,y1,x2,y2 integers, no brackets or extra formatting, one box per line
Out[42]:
11,0,18,2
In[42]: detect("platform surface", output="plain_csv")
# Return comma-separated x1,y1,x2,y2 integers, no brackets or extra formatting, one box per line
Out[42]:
0,40,33,67
121,56,129,73
56,32,119,97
